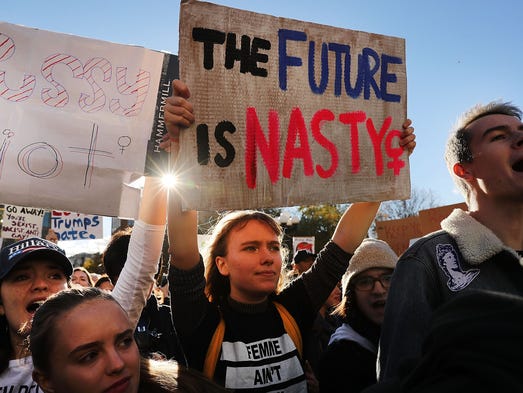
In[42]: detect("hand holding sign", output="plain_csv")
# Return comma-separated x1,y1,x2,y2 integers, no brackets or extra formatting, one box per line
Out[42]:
177,1,410,210
161,80,194,152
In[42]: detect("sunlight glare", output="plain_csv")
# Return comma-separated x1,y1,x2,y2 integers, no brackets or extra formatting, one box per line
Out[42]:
161,173,178,189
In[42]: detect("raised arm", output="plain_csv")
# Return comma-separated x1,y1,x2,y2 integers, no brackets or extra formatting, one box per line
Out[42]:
165,81,211,344
112,176,168,328
111,80,198,326
167,192,199,270
139,177,167,224
331,202,381,253
164,79,199,270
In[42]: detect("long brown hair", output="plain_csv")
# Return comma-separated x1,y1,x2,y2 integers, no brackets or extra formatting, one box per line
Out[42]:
203,210,288,305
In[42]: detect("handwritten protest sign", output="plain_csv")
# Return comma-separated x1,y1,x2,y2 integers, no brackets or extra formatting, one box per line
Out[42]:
375,202,467,255
376,215,422,256
418,202,467,234
1,204,45,239
176,1,409,210
51,210,103,241
0,22,178,218
292,236,315,254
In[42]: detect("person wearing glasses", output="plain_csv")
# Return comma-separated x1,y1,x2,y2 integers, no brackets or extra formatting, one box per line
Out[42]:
318,238,397,393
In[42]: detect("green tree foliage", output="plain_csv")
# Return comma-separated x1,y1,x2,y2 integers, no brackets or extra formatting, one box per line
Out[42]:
294,204,345,251
82,253,105,274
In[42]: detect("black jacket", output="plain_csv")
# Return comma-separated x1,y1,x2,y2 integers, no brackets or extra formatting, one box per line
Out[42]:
365,290,523,393
378,208,523,381
135,295,186,364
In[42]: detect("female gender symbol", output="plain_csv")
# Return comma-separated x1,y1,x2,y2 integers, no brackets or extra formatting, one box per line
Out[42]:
118,136,132,154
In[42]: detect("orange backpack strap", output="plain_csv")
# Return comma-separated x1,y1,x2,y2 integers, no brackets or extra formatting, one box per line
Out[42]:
203,317,225,379
273,301,303,358
203,302,303,379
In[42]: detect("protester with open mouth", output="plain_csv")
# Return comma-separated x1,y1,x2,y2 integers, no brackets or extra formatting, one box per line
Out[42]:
0,237,73,389
377,101,523,384
0,176,167,393
319,238,398,392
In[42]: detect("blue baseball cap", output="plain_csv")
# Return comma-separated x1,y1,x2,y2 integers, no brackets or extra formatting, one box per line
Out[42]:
0,237,73,280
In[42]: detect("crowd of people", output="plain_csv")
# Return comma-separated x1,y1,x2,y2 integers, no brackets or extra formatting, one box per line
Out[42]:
0,77,522,393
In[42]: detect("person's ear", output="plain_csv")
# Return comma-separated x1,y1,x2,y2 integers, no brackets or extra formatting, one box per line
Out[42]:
453,163,473,181
32,369,55,393
215,257,229,276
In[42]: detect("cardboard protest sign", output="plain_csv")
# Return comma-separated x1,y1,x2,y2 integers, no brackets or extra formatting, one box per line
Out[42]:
376,202,468,256
418,202,467,234
177,0,409,210
1,204,45,239
0,22,178,218
50,210,104,241
376,215,422,256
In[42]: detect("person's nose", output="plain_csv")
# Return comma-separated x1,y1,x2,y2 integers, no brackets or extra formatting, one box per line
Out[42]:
513,130,523,148
260,246,274,266
31,275,49,292
372,279,387,295
105,348,125,375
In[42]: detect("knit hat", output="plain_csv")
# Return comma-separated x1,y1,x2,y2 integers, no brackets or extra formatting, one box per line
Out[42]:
341,238,398,295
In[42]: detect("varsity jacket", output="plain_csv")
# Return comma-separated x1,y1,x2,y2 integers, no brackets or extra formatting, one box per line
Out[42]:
169,241,352,392
378,208,523,382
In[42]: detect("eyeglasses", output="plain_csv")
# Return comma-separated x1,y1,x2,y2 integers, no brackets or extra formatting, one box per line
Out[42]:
352,274,392,292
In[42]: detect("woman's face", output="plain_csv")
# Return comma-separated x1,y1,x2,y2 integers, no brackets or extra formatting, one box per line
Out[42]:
216,219,283,304
0,259,68,352
35,298,140,393
353,268,391,325
97,280,114,292
72,270,91,287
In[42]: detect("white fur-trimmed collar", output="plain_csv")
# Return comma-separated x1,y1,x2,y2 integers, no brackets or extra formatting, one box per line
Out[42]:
440,209,522,266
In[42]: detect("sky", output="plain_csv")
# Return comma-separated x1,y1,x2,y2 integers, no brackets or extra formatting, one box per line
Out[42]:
3,0,523,254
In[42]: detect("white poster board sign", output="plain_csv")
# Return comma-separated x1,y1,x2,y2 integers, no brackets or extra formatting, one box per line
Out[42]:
0,22,178,218
1,204,45,239
292,236,315,254
51,210,104,241
177,1,409,210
